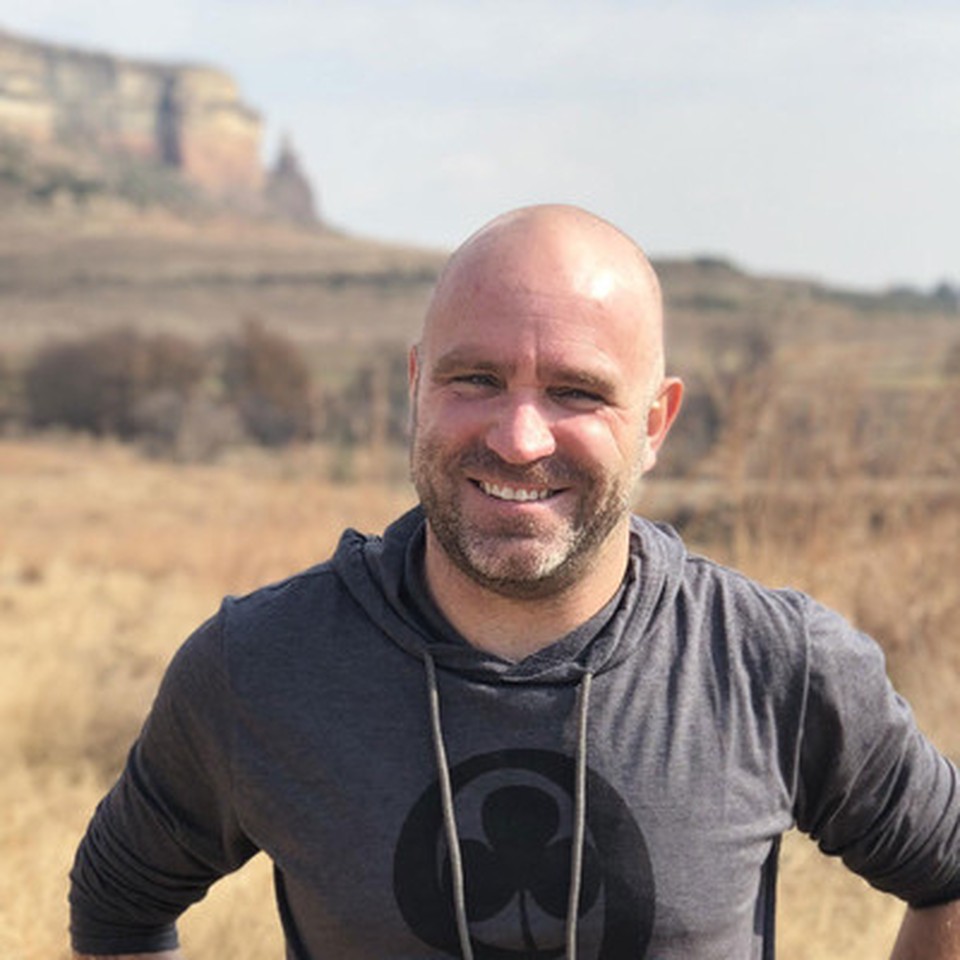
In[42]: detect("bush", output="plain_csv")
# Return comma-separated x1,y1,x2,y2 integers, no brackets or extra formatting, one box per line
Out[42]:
25,327,205,437
320,346,410,447
220,320,313,446
134,391,244,462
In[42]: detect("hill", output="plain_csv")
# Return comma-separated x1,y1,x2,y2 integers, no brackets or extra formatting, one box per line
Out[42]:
1,196,957,495
1,201,955,369
0,204,444,353
0,25,318,221
0,26,955,399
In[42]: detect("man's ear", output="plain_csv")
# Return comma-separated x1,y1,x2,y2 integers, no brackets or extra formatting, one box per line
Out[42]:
408,344,420,397
407,345,422,437
642,377,684,471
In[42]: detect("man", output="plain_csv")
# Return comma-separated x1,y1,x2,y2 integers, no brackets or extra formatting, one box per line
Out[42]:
71,205,960,959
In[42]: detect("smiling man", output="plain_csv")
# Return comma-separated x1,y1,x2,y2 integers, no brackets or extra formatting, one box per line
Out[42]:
70,206,960,960
409,208,682,657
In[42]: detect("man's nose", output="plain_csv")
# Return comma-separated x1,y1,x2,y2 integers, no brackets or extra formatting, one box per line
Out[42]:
485,399,557,464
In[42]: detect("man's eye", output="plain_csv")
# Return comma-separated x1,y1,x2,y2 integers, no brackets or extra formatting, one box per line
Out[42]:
453,374,498,388
443,373,501,394
552,387,604,406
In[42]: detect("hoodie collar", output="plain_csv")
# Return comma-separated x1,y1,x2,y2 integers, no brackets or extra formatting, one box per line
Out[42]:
332,506,687,685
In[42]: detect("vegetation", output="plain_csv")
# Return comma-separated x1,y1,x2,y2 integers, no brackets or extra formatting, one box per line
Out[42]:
0,134,203,212
6,323,414,470
220,319,313,446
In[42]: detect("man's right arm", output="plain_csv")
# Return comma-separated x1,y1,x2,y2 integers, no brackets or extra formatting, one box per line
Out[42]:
70,615,256,956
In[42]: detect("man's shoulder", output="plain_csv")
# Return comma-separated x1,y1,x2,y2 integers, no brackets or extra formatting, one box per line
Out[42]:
221,554,348,628
631,514,811,617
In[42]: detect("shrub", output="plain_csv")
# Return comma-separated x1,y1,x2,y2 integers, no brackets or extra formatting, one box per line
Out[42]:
321,346,410,447
24,327,205,437
219,320,313,446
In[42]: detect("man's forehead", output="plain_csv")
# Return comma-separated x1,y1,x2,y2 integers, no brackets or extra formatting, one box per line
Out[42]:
421,305,650,400
419,205,665,371
421,270,653,352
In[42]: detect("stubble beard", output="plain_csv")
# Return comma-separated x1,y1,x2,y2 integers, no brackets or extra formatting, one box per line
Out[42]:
410,434,644,601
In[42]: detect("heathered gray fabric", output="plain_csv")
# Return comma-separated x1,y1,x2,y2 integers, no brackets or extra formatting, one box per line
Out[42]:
70,507,960,958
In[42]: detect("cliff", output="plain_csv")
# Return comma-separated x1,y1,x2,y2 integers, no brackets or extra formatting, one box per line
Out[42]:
0,26,316,218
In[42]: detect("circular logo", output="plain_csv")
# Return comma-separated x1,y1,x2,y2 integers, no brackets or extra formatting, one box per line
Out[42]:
393,748,655,958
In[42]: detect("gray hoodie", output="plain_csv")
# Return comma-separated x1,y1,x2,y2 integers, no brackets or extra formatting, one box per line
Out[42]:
70,508,960,958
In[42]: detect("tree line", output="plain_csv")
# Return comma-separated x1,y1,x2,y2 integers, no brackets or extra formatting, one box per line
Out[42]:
0,322,410,463
2,320,957,487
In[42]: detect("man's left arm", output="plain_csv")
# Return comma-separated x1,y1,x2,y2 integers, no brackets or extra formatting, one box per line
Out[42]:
794,602,960,941
891,901,960,959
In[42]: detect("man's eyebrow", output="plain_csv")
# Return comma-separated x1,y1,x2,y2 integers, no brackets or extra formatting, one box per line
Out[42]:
548,368,615,391
431,350,509,377
429,349,620,394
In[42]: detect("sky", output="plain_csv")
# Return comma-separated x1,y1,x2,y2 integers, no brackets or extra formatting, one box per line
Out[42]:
1,1,958,291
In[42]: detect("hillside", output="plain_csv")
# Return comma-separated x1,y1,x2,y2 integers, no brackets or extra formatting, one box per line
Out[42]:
1,194,957,496
0,205,444,352
1,201,956,367
0,25,318,221
0,27,956,396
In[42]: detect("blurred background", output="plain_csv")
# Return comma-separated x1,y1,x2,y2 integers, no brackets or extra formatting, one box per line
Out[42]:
0,4,957,957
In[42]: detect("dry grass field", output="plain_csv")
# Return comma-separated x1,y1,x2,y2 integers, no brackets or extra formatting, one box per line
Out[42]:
1,433,956,959
0,437,415,959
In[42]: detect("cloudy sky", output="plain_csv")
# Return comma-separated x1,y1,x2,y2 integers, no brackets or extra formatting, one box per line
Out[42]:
2,1,957,290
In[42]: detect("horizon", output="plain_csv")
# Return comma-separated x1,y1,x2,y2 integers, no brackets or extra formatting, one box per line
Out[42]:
0,3,957,293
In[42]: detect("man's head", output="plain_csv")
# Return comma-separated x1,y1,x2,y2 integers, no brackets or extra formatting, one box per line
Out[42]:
409,204,683,601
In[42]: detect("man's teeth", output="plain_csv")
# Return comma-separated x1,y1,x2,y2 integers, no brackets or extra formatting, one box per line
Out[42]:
479,481,553,502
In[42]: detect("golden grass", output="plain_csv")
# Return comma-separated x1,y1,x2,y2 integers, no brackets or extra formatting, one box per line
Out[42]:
1,436,954,959
0,437,413,960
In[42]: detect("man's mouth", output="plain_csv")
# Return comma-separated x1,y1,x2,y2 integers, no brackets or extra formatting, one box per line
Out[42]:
476,480,557,502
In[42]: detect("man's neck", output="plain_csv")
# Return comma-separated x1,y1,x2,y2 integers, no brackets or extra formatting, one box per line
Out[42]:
422,528,630,661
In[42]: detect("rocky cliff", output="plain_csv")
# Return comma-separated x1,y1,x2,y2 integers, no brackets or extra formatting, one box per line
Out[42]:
0,26,316,218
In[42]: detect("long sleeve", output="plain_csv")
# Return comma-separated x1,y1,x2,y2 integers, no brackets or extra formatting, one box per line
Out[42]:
794,600,960,907
69,610,259,955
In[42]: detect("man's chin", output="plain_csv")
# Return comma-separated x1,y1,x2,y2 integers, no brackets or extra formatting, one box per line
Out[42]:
456,543,581,600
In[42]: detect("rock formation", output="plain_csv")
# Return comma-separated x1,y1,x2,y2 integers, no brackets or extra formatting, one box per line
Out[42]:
264,136,318,225
0,26,318,219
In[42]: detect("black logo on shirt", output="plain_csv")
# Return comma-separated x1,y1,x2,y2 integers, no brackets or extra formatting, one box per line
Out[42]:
393,748,654,958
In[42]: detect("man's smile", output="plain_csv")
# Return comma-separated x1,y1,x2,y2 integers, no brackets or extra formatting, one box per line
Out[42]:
474,480,560,502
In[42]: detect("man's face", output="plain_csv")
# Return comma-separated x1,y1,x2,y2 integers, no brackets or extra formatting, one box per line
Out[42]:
410,232,673,600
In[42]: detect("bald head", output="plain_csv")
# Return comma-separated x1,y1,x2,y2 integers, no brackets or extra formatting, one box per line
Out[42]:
420,204,666,383
408,203,683,614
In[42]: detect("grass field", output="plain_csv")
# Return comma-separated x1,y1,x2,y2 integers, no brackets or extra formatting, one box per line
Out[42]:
1,435,955,959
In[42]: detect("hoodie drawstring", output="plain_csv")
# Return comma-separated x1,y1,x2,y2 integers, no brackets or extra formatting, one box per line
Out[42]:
424,651,475,960
566,669,592,960
422,651,594,960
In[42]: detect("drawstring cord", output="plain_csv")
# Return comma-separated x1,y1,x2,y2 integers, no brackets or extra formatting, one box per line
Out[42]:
424,652,475,960
423,652,594,960
566,670,593,960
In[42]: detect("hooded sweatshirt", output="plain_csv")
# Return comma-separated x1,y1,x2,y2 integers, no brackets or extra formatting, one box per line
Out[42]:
70,508,960,959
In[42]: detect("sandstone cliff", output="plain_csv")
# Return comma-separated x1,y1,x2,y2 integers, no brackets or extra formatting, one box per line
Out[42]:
0,26,315,218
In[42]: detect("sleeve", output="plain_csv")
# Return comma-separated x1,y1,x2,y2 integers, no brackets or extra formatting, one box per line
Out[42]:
69,608,259,954
793,599,960,907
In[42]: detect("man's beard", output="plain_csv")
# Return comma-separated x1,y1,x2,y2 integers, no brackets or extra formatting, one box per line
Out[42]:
410,436,643,600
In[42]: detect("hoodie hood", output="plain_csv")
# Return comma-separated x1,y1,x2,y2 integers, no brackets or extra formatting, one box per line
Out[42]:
332,506,688,685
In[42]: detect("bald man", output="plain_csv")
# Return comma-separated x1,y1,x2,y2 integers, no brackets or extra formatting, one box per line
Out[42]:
71,206,960,960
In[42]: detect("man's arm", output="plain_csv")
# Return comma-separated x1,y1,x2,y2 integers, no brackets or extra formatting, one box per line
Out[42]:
890,901,960,960
70,615,257,957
